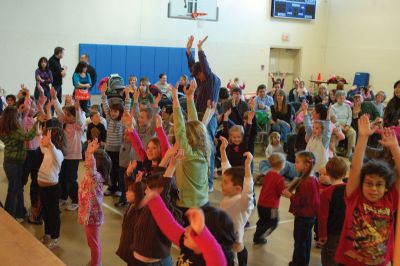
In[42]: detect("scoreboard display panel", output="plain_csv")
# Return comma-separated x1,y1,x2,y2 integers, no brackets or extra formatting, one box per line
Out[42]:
271,0,316,20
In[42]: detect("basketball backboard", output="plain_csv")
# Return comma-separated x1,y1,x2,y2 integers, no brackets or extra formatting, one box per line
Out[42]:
168,0,219,21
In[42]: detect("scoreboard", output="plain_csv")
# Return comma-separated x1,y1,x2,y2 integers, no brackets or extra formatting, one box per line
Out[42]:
271,0,316,20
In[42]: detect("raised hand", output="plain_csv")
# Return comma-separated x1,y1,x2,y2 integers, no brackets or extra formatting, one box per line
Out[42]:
75,98,80,111
186,208,205,235
154,92,162,107
122,111,133,130
184,79,197,98
379,128,399,149
301,100,308,114
155,114,163,128
248,97,255,111
219,136,228,151
133,88,140,102
247,110,255,124
99,82,107,95
42,129,52,146
126,160,137,177
358,114,376,137
197,36,208,51
186,35,194,52
243,151,253,166
87,138,99,154
50,87,57,99
136,171,143,183
223,108,232,121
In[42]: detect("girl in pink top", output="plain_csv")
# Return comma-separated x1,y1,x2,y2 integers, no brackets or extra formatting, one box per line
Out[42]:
122,112,170,176
78,139,111,266
144,153,235,266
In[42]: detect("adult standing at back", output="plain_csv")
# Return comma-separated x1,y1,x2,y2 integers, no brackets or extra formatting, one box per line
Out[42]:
49,47,67,103
155,73,172,107
383,80,400,127
80,54,97,89
186,35,221,191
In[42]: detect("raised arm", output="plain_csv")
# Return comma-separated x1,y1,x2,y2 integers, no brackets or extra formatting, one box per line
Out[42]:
122,112,147,162
346,115,377,196
50,87,64,118
186,35,195,70
85,139,99,177
184,80,199,121
187,208,227,266
241,152,255,211
172,83,194,155
147,194,185,246
155,114,170,157
197,36,211,77
219,136,231,174
99,83,110,120
379,128,400,192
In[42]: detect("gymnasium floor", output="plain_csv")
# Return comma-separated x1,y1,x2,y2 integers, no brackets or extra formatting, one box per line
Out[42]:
0,146,323,266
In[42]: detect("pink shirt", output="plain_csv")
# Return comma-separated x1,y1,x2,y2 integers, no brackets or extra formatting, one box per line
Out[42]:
78,152,104,226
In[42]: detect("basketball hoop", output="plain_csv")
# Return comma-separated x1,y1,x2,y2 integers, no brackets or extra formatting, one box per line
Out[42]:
191,12,207,19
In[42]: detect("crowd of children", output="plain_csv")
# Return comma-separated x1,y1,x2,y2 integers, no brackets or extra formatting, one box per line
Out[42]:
0,36,400,266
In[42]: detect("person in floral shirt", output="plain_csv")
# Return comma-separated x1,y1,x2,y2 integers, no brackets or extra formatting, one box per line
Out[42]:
78,139,111,266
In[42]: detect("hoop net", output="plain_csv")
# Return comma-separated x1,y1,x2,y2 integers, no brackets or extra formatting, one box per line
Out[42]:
191,12,208,19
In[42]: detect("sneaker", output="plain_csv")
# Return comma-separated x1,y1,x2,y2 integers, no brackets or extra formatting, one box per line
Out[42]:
253,238,267,245
46,238,59,250
208,187,214,193
114,191,122,197
66,203,79,211
28,214,43,225
39,235,51,245
104,189,113,196
114,201,127,207
59,199,68,207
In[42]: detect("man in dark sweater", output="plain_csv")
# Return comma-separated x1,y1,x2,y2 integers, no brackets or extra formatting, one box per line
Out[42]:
222,87,249,125
80,54,97,89
186,35,221,191
48,47,66,103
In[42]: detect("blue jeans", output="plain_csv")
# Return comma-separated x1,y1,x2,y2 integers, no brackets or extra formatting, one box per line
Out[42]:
291,216,315,266
4,162,25,218
271,122,291,143
259,160,298,181
207,115,218,190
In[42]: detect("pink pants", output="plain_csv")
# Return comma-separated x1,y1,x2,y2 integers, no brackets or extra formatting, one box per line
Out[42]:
85,225,101,266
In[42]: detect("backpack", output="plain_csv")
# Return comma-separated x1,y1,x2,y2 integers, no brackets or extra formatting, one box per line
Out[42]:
106,74,125,99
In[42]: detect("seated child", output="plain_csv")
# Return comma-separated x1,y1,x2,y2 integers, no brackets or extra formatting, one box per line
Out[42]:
87,111,106,146
335,116,400,265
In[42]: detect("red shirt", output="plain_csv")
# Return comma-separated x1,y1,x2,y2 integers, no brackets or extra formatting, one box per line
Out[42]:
318,183,346,239
335,188,399,266
258,171,286,209
289,176,320,217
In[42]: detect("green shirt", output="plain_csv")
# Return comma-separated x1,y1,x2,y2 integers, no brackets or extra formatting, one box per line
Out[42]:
173,99,209,208
0,122,39,163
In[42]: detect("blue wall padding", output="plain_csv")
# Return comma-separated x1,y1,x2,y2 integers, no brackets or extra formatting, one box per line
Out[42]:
79,44,195,95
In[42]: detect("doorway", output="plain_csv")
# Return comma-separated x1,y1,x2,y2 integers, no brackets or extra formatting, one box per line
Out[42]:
268,48,301,92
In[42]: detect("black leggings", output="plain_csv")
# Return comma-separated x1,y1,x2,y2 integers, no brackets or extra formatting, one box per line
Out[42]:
40,184,61,239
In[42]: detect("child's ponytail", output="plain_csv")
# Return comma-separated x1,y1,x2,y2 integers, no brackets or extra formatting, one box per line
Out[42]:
287,151,316,192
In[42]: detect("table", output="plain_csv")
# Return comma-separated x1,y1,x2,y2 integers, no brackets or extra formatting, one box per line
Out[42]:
0,208,65,266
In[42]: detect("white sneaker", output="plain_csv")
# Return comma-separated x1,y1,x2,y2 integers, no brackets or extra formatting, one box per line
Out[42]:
66,203,78,211
39,235,51,245
59,199,68,207
114,191,122,197
46,238,59,250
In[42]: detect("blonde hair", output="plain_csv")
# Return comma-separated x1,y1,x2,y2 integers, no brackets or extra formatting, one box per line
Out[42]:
186,120,211,164
268,131,281,144
229,125,244,142
268,152,286,168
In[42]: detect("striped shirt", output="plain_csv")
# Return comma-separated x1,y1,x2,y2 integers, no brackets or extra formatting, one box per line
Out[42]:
102,96,131,152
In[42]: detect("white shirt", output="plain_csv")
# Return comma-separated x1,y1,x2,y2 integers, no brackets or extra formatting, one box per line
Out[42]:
37,143,64,185
220,161,254,244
